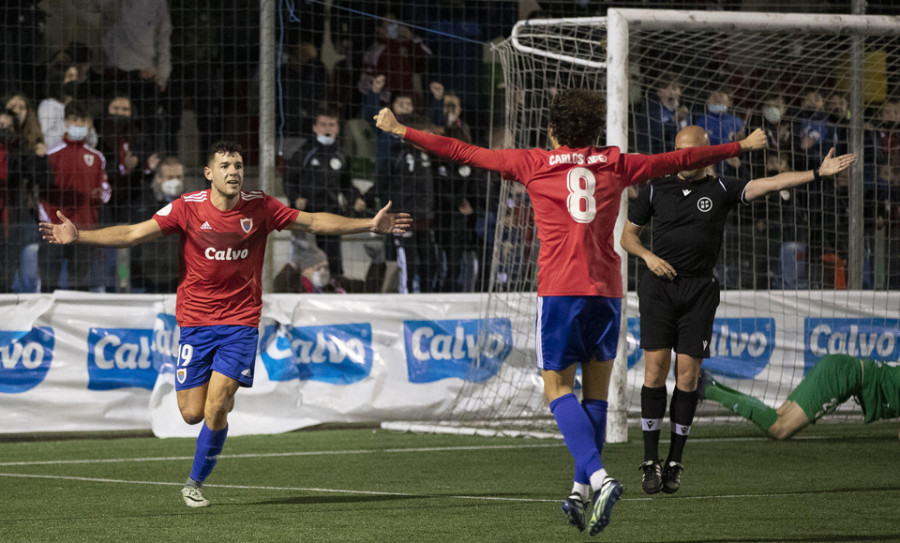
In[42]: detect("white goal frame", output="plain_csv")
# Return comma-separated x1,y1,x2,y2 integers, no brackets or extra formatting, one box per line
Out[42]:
504,10,900,443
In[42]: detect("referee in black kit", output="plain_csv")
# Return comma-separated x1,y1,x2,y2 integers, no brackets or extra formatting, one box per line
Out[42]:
620,125,855,496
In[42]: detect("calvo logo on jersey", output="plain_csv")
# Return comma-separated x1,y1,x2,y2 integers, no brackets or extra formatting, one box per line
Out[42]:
0,327,54,394
805,318,900,373
87,328,158,390
702,318,775,379
259,323,373,385
404,318,512,383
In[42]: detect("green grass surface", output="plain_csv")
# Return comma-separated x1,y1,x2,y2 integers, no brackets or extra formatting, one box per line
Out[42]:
2,422,898,542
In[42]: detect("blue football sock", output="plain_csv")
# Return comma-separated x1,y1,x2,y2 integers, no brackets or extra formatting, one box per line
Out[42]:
550,393,604,485
189,423,228,484
574,399,609,485
583,399,608,456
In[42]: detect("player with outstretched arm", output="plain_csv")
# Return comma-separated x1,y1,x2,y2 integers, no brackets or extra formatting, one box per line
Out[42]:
375,91,766,535
40,141,411,508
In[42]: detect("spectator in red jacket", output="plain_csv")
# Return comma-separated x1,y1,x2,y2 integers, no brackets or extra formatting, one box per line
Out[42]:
39,100,110,290
356,14,432,106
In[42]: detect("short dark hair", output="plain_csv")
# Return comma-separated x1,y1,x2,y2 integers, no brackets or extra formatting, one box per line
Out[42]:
206,140,242,165
314,103,340,121
154,155,183,178
548,89,605,148
64,99,91,120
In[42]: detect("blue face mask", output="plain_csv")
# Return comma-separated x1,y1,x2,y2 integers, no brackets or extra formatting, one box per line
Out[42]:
67,125,89,141
707,104,728,115
316,134,336,146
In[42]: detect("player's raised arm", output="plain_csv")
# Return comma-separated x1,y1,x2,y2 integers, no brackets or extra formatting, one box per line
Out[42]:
374,107,407,137
739,128,767,151
39,211,163,248
376,107,525,180
743,148,856,201
621,127,766,184
290,201,412,235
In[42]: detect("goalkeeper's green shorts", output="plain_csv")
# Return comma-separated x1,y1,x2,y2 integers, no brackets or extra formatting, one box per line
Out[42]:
786,354,862,423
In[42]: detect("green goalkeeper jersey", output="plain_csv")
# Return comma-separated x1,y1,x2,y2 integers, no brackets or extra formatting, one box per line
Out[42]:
860,359,900,423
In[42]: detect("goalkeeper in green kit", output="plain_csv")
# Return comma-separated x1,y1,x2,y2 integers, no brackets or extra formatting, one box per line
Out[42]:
698,354,900,439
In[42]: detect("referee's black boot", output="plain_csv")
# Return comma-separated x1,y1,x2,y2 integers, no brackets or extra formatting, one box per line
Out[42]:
639,459,662,494
661,461,684,494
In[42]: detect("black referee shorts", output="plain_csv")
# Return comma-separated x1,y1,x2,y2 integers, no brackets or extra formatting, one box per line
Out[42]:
637,271,720,359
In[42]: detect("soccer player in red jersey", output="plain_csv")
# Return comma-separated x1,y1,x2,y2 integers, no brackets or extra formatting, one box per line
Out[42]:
375,90,766,535
39,141,411,508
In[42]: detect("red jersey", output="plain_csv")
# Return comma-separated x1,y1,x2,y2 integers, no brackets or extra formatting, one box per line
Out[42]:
404,128,742,297
153,189,300,327
44,137,110,228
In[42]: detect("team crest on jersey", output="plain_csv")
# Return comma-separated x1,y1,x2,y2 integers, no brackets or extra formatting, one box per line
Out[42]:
240,217,253,233
330,157,342,170
176,367,186,384
83,153,94,167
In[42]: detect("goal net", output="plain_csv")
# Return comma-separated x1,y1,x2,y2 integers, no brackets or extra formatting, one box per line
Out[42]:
389,11,900,441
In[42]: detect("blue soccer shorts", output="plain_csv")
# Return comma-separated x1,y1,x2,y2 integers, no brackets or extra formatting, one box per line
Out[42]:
536,295,622,371
175,325,259,391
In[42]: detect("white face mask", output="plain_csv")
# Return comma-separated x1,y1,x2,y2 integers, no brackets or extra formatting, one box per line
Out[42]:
316,134,336,146
764,107,783,124
385,23,399,40
707,104,728,115
446,112,458,124
67,125,89,141
310,270,330,288
161,178,183,200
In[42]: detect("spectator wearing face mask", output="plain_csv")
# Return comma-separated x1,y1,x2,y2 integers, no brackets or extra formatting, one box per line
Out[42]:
39,100,111,290
284,104,365,279
124,155,184,293
427,81,472,143
356,13,432,107
4,93,46,157
695,89,746,177
747,94,795,181
795,90,830,170
38,44,100,149
274,242,345,293
98,94,155,225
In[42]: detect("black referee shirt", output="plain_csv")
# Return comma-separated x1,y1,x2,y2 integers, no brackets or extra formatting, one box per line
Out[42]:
628,174,750,275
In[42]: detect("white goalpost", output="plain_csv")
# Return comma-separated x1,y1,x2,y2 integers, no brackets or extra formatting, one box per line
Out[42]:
387,10,900,443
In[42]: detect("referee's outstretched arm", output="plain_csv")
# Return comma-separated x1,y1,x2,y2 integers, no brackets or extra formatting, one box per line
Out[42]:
743,148,856,201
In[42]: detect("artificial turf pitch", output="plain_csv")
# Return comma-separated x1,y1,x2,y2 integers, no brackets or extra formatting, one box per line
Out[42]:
1,422,897,542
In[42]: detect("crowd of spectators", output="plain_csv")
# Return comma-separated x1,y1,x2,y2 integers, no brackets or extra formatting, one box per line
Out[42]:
633,71,900,290
1,1,899,294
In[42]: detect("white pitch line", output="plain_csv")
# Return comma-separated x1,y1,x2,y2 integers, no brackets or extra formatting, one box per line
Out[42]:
0,443,563,468
4,472,883,505
0,435,817,468
0,472,558,503
0,434,836,469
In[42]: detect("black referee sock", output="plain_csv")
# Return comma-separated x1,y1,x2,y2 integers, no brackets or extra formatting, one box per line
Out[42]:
667,386,699,465
640,385,667,462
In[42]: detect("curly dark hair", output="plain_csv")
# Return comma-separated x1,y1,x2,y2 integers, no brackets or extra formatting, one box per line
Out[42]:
206,140,243,165
548,89,605,148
